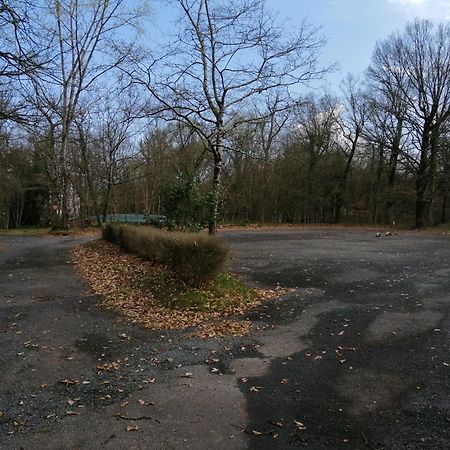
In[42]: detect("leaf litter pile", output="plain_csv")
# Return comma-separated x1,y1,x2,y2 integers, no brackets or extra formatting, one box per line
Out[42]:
72,240,283,337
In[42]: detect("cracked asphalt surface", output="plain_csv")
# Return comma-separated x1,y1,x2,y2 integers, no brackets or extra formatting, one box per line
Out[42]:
0,229,449,449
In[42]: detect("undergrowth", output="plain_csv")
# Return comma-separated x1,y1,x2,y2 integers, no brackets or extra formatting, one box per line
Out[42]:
72,240,282,337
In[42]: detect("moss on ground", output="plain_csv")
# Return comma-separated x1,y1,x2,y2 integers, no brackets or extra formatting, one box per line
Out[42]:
134,271,258,312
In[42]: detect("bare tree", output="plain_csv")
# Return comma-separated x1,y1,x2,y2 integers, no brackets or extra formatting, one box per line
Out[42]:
290,94,338,222
333,75,369,223
368,19,450,227
363,84,407,224
73,89,144,225
28,0,143,228
0,1,44,122
128,0,330,234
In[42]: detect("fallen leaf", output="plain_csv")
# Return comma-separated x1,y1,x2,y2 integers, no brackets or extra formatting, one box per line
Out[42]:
126,424,139,432
180,372,193,378
269,420,284,428
66,411,79,416
280,379,289,384
96,362,120,372
71,241,284,338
60,379,79,385
250,386,263,392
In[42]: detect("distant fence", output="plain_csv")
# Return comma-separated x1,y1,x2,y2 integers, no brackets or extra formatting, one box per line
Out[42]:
89,214,165,224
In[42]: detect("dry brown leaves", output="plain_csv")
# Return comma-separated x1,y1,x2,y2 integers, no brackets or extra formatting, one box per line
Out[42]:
50,227,101,238
72,240,281,337
193,320,252,338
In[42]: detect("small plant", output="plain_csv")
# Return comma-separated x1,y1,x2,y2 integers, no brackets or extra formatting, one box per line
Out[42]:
144,214,167,228
163,233,230,287
102,224,229,287
161,174,208,231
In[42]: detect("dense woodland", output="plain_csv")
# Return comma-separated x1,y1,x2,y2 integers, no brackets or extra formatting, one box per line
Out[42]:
0,0,449,233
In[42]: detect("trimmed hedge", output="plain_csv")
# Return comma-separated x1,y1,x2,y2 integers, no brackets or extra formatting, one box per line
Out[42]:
102,224,229,287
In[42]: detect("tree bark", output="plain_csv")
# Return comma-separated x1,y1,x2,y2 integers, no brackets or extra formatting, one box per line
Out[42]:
415,124,431,228
386,118,402,225
208,148,222,235
372,144,384,224
334,137,358,224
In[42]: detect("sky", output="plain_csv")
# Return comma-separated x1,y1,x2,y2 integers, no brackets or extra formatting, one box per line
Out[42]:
264,0,450,90
147,0,450,92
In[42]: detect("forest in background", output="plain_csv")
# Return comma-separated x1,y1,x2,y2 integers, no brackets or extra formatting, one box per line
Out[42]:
1,0,449,232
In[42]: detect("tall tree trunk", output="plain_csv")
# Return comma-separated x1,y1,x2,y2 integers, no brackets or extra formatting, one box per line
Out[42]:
427,127,440,225
442,192,448,223
59,114,71,229
372,144,384,224
306,152,317,223
334,138,358,224
386,118,402,225
208,148,222,235
79,129,102,226
441,147,449,223
415,125,431,228
5,195,10,229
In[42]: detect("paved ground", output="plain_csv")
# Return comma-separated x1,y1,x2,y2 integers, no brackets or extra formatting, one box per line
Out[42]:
0,229,449,450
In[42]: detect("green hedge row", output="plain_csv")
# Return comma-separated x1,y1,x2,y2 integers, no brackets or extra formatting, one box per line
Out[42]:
102,224,229,287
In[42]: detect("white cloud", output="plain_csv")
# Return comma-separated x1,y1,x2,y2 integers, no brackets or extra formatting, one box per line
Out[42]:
387,0,450,20
388,0,428,4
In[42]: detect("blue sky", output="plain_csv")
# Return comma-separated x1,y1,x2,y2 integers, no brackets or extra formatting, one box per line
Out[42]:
265,0,450,89
146,0,450,92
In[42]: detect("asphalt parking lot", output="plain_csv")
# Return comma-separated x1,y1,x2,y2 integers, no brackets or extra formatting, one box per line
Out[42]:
0,228,449,449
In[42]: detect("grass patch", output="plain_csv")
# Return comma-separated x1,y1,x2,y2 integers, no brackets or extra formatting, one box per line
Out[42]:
0,227,101,237
49,227,101,237
432,223,450,234
72,239,282,337
0,227,51,236
134,271,258,312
